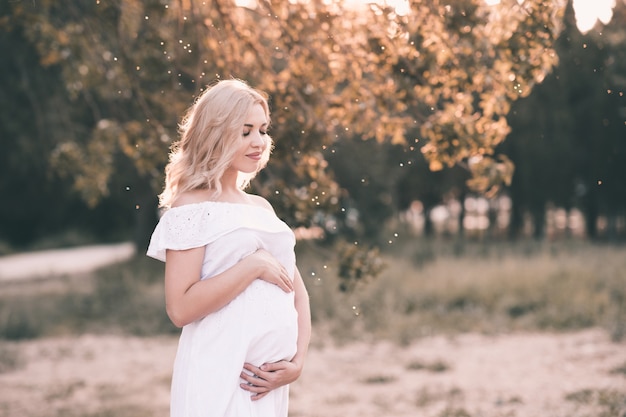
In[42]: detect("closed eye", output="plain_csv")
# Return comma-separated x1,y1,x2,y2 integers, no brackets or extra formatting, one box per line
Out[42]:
243,125,269,137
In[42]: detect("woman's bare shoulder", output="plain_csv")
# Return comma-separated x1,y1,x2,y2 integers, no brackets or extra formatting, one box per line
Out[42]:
247,194,275,211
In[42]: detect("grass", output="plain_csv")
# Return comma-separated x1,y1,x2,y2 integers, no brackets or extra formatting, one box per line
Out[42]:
611,361,626,377
0,238,624,417
298,238,626,345
406,358,451,373
0,343,23,373
362,374,397,384
0,238,624,345
565,388,626,417
0,257,176,340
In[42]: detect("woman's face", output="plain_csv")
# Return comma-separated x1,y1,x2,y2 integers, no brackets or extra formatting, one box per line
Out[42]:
229,103,269,174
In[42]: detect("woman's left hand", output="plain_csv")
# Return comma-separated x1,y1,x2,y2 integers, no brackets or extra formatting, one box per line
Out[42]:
240,360,303,400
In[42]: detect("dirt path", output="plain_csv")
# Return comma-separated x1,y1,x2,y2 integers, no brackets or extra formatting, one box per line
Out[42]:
0,243,135,282
0,329,624,417
293,329,626,417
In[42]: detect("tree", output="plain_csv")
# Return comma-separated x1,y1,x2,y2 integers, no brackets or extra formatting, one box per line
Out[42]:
5,0,564,248
576,0,626,238
0,3,135,248
502,0,626,239
379,0,562,195
325,139,406,240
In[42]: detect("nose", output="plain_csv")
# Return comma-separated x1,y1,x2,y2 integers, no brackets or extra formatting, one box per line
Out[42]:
250,131,265,148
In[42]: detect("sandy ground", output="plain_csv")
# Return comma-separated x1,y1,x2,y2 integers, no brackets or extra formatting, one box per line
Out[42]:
0,329,624,417
0,245,624,416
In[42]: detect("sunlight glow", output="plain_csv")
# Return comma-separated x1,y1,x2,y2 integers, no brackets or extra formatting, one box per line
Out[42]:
573,0,615,33
235,0,256,8
238,0,616,34
484,0,615,33
344,0,410,16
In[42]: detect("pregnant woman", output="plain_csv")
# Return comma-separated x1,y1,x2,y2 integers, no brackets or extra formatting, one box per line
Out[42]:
147,79,311,417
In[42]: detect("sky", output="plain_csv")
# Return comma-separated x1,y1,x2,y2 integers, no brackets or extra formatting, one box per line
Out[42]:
373,0,616,33
238,0,616,33
572,0,615,32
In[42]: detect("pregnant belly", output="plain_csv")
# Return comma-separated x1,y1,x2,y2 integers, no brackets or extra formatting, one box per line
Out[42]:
240,280,299,366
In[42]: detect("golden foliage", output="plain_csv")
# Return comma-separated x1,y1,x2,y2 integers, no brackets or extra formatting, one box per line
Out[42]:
10,0,564,204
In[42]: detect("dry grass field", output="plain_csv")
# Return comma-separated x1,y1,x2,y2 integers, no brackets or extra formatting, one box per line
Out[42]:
0,239,625,417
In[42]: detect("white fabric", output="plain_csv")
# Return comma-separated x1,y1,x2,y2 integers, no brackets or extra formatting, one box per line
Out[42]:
147,201,298,417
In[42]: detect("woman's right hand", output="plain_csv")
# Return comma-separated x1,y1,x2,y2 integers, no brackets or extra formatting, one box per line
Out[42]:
246,249,293,293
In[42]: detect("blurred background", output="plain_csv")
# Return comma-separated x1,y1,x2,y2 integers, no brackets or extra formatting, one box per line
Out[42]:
0,0,625,415
0,0,625,252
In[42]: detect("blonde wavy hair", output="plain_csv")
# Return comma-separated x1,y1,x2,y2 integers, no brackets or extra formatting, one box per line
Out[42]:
159,79,272,208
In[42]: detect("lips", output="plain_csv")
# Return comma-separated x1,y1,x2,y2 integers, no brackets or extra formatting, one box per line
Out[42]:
246,152,262,161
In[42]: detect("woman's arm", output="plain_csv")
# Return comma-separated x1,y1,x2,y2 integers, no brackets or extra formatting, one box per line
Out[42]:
164,247,294,328
240,266,311,400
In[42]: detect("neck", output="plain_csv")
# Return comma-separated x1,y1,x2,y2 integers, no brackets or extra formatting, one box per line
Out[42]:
219,170,252,203
220,168,239,192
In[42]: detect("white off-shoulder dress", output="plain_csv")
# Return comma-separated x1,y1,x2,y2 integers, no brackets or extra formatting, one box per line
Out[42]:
147,201,299,417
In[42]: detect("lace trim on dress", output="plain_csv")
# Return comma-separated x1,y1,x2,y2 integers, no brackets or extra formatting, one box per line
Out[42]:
146,201,293,262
